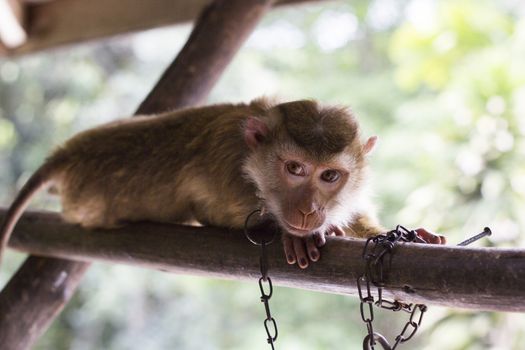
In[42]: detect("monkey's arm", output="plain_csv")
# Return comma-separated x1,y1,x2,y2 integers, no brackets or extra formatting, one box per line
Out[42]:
345,213,446,244
344,213,385,239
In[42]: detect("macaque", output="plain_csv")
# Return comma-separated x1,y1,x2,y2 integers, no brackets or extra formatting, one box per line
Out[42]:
0,98,444,269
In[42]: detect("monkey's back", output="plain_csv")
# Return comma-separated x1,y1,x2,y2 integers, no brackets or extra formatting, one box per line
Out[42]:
48,103,261,229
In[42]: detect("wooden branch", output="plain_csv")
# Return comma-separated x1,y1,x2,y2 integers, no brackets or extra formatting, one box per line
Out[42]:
0,0,324,57
4,210,525,313
137,0,274,111
0,238,89,349
0,257,90,350
0,1,273,349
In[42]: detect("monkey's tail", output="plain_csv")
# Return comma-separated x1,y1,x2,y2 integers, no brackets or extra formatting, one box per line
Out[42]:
0,162,54,267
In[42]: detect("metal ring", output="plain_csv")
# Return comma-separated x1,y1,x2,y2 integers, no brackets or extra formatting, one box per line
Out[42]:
363,333,392,350
244,209,277,246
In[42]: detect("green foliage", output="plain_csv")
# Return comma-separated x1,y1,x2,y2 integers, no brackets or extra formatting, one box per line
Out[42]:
1,0,524,349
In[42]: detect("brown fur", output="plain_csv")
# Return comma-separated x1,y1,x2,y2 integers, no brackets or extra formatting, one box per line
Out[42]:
279,100,359,158
345,213,384,238
0,98,383,268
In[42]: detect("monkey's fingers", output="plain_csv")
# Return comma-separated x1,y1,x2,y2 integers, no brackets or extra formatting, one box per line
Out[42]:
313,231,326,247
306,235,320,262
415,228,447,245
292,236,309,269
282,235,296,264
282,234,318,268
331,226,345,237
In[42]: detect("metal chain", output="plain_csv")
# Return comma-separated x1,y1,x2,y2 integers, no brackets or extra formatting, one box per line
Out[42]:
245,210,279,350
358,225,492,350
358,225,425,350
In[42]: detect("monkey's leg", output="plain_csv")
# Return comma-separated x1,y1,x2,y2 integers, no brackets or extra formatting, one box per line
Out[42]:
61,193,125,229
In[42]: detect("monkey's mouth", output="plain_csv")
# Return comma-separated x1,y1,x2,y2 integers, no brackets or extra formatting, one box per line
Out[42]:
283,221,316,236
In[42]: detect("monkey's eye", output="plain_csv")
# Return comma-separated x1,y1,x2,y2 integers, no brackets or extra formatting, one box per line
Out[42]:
321,170,341,183
285,161,306,176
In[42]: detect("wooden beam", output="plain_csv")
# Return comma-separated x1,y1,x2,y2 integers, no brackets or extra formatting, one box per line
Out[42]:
0,257,90,350
0,0,27,48
4,210,525,313
17,0,212,56
0,0,325,57
0,1,273,349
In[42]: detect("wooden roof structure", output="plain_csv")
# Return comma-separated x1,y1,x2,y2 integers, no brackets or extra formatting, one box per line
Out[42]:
0,0,318,57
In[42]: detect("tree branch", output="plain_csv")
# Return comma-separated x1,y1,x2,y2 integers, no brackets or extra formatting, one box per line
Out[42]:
5,210,525,313
0,256,90,350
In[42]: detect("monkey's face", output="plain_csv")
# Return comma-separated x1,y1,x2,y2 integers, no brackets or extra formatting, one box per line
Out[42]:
244,141,367,238
258,147,369,237
269,154,347,235
242,101,376,237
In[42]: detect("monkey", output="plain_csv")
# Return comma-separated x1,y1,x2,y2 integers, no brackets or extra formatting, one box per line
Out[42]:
0,98,445,270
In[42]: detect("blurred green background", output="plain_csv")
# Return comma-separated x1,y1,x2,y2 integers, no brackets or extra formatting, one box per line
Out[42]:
1,0,525,349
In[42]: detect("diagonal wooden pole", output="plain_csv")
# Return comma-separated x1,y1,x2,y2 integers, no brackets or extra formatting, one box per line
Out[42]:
0,1,273,349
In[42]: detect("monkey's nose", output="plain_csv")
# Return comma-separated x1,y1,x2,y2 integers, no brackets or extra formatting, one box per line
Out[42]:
298,208,316,217
298,208,320,230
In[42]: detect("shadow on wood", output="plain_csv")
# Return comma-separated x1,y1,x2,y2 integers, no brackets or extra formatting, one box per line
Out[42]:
4,209,525,312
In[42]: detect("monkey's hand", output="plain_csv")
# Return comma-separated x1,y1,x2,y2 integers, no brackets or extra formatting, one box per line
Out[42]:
282,225,345,269
415,227,447,244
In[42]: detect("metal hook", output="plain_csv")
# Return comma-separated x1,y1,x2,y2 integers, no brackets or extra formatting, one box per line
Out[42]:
363,333,392,350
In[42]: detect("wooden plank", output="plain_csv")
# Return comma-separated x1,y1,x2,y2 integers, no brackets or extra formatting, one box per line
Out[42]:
1,0,325,57
0,0,27,48
0,1,273,349
16,0,212,55
5,210,525,313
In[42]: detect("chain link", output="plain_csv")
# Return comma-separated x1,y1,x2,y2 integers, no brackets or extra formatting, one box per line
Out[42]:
357,225,492,350
358,225,427,350
245,210,279,349
243,209,492,349
393,304,427,347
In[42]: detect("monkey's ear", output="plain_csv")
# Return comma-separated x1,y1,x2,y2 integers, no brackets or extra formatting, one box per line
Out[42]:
244,117,269,149
363,136,377,155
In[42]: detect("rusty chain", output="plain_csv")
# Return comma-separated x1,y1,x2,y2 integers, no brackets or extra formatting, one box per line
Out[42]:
358,225,426,350
244,209,492,349
358,225,492,350
245,210,279,350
